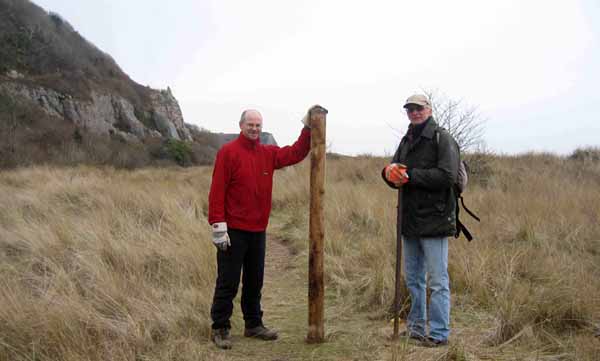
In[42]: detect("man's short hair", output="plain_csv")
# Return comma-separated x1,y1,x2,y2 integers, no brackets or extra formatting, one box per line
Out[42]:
240,110,248,124
239,109,261,124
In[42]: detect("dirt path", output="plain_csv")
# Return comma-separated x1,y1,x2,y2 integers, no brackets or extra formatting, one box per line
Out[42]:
203,237,320,361
263,236,294,278
201,237,478,361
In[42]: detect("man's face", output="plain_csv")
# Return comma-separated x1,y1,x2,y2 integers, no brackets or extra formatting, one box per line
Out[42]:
405,104,432,124
240,111,263,140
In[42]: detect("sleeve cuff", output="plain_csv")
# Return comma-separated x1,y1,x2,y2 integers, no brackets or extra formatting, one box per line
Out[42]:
212,222,227,232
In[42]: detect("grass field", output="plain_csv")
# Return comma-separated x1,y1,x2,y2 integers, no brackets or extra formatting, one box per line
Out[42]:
1,151,599,360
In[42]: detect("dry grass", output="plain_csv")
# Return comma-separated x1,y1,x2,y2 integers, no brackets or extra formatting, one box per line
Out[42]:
271,153,600,359
0,166,216,360
1,152,599,360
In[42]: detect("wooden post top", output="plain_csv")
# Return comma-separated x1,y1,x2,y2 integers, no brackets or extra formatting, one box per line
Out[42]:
309,106,328,127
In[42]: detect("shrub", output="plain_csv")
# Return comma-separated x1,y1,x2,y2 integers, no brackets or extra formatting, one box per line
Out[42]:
569,146,600,162
463,150,496,187
147,139,197,167
165,139,193,166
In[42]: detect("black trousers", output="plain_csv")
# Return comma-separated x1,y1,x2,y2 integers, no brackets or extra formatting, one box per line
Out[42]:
210,228,265,330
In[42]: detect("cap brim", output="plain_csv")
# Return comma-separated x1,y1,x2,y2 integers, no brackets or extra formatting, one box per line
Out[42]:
403,101,428,108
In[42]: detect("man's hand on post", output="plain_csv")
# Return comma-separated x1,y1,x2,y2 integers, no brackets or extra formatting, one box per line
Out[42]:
301,105,328,128
384,163,409,187
212,222,231,251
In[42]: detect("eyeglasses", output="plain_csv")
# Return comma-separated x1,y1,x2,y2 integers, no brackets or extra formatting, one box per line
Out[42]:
405,105,424,113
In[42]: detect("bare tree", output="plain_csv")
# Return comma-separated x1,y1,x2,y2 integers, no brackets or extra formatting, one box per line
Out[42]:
424,89,486,152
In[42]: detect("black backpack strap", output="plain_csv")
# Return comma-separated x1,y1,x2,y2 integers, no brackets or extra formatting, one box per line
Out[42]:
457,219,474,242
460,196,480,222
454,195,480,242
437,127,478,241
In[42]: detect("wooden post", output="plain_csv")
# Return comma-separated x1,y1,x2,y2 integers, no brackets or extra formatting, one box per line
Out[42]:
392,189,404,340
307,105,328,343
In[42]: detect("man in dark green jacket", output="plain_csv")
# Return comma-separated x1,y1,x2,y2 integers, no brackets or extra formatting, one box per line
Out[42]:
382,94,460,347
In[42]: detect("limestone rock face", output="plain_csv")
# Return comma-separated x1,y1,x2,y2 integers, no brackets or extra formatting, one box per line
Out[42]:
0,80,188,142
111,96,147,138
151,111,179,140
148,87,192,141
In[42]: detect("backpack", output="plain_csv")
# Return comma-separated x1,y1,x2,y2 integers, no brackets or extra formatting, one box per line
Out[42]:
435,130,480,241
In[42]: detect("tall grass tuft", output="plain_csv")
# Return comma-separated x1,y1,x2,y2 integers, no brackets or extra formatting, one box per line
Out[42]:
272,152,600,357
0,166,216,360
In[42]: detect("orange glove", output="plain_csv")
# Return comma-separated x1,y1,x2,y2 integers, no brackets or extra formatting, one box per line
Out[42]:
384,163,409,186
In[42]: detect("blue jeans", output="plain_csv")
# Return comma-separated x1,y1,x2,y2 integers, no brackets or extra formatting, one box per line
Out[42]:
403,236,450,341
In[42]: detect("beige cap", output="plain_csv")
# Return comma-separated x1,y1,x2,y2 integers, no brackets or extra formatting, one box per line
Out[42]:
403,94,431,108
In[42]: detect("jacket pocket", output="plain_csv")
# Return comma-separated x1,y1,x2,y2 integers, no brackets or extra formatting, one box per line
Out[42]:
434,200,446,213
416,191,446,215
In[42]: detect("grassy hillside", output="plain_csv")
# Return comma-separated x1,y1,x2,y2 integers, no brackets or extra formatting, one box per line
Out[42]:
0,0,222,168
0,152,599,360
0,0,151,105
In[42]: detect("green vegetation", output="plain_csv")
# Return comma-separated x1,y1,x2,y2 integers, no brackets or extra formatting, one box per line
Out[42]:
165,139,193,166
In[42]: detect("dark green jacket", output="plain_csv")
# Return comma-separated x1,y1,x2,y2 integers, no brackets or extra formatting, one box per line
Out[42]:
383,117,460,237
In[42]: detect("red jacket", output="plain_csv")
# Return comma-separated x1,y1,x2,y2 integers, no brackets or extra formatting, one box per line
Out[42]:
208,128,311,232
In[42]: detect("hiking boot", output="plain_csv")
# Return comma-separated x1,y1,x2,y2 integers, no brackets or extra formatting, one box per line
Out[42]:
421,336,449,348
244,325,278,340
211,328,232,349
398,330,427,342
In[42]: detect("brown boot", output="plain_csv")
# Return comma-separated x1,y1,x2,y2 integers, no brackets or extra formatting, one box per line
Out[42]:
211,328,232,349
244,325,278,340
398,330,427,342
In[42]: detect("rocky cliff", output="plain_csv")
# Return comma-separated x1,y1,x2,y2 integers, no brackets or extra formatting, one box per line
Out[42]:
0,0,192,145
0,78,192,142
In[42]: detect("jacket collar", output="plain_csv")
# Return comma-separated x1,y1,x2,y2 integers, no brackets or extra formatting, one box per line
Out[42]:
237,132,260,149
419,116,437,139
405,116,438,152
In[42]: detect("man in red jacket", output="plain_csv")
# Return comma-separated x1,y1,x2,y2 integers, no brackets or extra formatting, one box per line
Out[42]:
208,107,315,349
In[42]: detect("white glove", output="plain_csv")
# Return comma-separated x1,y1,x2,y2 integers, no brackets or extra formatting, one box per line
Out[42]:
212,222,231,251
300,112,310,128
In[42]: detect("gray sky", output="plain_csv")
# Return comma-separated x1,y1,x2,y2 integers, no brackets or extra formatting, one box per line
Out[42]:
34,0,600,155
